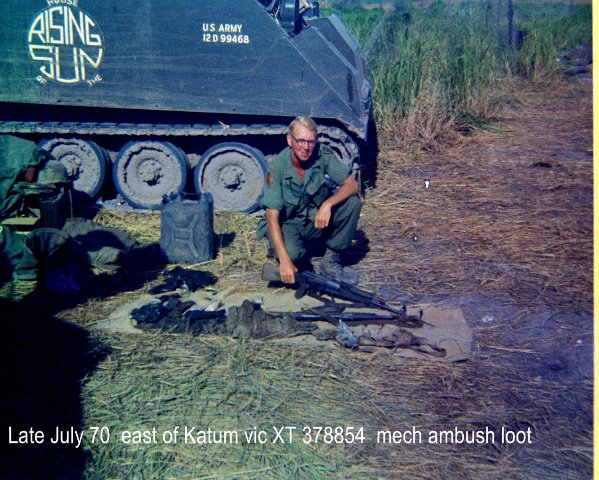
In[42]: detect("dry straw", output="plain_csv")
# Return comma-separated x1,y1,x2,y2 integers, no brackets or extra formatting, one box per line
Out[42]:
0,3,591,478
359,79,592,315
78,78,592,479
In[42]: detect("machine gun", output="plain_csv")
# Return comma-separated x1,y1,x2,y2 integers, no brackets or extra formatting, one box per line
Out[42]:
261,264,423,328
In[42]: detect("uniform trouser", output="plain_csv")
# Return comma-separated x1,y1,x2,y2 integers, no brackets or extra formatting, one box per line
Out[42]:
270,195,362,262
0,223,38,281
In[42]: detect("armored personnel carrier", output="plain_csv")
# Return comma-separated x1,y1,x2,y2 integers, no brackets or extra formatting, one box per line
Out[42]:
0,0,371,211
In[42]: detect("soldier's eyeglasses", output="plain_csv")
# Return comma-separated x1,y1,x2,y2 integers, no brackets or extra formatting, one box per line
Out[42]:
289,132,317,148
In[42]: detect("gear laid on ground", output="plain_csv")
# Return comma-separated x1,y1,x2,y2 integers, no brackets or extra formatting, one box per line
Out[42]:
226,300,317,339
130,296,317,340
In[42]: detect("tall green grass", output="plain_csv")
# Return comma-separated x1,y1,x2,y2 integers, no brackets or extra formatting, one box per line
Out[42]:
514,4,592,79
326,2,591,148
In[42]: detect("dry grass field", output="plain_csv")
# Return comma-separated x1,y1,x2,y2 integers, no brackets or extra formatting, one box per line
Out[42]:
1,71,591,479
0,0,592,475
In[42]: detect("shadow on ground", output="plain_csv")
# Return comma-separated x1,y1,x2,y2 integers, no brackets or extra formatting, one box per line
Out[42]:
0,235,168,478
0,299,110,480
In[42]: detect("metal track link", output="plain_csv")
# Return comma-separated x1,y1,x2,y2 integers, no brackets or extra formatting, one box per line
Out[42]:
0,121,288,137
0,121,360,165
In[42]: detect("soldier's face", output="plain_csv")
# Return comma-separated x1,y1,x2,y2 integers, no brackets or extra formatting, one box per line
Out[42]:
287,125,318,163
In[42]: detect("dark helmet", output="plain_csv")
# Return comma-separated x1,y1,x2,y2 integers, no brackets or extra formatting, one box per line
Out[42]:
36,160,69,185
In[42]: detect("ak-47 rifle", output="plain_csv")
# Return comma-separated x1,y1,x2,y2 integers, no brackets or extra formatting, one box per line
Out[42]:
261,264,423,328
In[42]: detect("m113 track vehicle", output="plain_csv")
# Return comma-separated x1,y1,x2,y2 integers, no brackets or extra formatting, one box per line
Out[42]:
0,0,372,211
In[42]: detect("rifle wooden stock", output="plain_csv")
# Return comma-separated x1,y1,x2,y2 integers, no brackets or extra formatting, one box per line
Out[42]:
261,263,285,282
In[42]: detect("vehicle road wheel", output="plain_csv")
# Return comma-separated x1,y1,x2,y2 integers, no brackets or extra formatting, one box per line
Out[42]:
318,128,360,168
194,142,267,212
38,138,108,201
113,141,188,210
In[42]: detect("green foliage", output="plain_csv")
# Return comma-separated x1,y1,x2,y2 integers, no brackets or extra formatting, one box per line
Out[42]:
514,4,592,79
325,2,591,147
326,5,385,46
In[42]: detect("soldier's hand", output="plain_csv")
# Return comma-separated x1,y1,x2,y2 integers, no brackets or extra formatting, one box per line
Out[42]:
314,203,332,229
279,259,298,284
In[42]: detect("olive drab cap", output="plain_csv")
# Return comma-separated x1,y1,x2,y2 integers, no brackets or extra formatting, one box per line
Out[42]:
36,160,69,185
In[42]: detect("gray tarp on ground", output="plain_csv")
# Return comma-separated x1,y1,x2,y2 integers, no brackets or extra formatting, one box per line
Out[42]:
62,218,140,272
100,288,473,362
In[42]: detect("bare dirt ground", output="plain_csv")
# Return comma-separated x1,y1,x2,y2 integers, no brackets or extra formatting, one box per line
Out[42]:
0,74,592,479
349,74,593,477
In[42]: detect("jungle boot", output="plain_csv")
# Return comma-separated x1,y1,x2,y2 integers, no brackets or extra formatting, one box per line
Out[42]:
317,249,360,286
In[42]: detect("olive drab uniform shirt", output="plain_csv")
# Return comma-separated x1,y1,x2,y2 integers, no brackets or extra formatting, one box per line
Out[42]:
0,135,55,281
0,135,55,219
256,145,352,239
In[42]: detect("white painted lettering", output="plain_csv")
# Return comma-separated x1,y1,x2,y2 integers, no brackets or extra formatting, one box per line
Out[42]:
47,0,79,7
28,5,104,84
218,24,243,33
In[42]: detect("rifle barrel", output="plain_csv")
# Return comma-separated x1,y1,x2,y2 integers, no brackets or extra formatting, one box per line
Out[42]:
261,263,405,314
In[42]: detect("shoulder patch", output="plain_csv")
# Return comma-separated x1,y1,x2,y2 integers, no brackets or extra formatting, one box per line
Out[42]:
266,171,274,185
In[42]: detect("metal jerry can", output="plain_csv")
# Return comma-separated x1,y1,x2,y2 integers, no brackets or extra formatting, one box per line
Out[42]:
160,194,214,264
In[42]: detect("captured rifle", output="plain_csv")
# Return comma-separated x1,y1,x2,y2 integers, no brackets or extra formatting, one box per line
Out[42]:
287,307,420,328
261,264,423,327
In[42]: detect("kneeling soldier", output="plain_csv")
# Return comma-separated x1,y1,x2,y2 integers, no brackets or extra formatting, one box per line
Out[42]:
257,116,361,285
